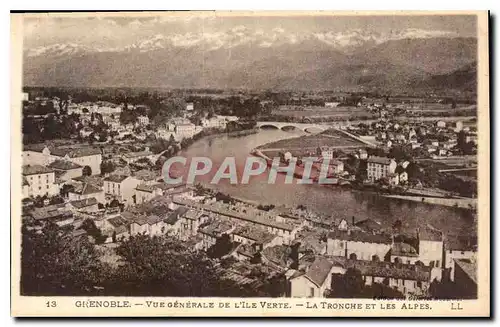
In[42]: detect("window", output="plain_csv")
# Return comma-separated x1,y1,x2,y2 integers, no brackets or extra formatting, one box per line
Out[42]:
340,242,344,249
436,260,440,268
417,281,422,288
309,287,315,297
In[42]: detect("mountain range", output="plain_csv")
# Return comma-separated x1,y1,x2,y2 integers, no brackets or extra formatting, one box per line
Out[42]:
23,29,477,91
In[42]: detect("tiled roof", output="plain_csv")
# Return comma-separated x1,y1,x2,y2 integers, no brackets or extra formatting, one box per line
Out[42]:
302,256,335,287
71,183,102,195
123,151,153,159
232,225,277,245
446,235,477,252
391,242,418,257
454,259,477,284
48,160,82,170
367,156,393,165
70,197,98,208
22,165,54,176
199,220,233,237
133,169,158,181
330,256,432,282
328,230,392,245
104,174,129,183
174,198,296,231
50,147,101,158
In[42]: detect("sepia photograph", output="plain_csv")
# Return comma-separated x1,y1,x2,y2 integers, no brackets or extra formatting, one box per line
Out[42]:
10,11,489,317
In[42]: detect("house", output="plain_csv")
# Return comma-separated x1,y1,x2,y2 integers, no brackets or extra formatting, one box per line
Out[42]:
445,236,477,281
366,156,397,182
328,256,434,297
326,160,344,175
129,214,169,237
23,145,102,175
161,206,189,237
133,169,159,185
198,220,235,250
178,209,209,239
231,225,283,251
68,197,99,213
453,259,477,298
47,160,83,182
289,256,336,298
29,204,73,225
22,165,59,198
436,121,447,128
357,149,368,160
68,183,105,203
390,242,420,265
186,102,194,111
121,150,156,164
134,183,192,205
173,198,301,244
326,230,392,262
137,115,150,126
317,146,334,160
103,175,140,205
324,102,340,108
417,227,444,269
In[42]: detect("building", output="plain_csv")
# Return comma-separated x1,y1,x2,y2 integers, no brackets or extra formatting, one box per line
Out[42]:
317,146,335,160
326,230,392,262
231,225,283,251
390,242,420,265
103,175,140,205
357,149,368,160
198,220,235,250
178,209,209,239
366,156,397,182
328,256,433,297
22,165,59,198
121,150,156,165
445,236,477,281
417,227,444,269
137,115,150,126
453,259,477,298
186,102,194,111
68,197,99,213
47,160,83,182
172,198,300,244
289,256,336,298
68,183,105,203
436,121,447,128
23,145,102,175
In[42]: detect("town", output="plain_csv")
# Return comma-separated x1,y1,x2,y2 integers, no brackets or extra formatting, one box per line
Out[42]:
20,88,477,299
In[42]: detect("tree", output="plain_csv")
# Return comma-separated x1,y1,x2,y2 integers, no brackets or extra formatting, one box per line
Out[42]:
82,166,92,176
100,161,116,175
21,221,103,295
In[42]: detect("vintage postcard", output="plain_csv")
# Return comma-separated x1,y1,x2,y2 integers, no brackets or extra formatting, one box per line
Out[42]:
10,11,490,317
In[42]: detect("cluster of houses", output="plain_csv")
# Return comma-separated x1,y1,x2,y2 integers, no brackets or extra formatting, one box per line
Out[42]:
347,119,477,158
22,154,477,299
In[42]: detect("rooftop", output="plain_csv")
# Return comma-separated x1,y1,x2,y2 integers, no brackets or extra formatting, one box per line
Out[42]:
391,242,419,257
71,183,102,195
70,197,98,209
199,220,233,237
301,256,335,287
328,230,392,245
232,225,277,245
48,160,82,170
454,259,477,284
367,156,394,165
174,198,296,231
104,174,130,183
22,165,54,176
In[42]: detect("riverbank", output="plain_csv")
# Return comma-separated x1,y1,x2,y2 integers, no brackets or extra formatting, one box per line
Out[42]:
382,194,477,209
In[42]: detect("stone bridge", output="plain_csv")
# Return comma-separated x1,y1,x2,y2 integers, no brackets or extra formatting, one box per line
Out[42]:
255,121,333,133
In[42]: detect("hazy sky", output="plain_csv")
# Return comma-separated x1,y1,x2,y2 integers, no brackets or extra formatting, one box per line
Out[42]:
23,13,477,49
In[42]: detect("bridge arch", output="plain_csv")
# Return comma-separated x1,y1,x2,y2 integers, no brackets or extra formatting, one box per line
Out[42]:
259,124,280,130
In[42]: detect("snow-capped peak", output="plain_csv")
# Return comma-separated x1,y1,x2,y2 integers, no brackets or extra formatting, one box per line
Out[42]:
25,28,465,57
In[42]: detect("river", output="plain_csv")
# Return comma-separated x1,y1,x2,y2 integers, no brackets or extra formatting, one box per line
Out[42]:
176,129,475,236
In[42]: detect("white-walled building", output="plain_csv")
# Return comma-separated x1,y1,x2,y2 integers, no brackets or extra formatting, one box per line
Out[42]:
366,156,397,182
22,165,59,198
